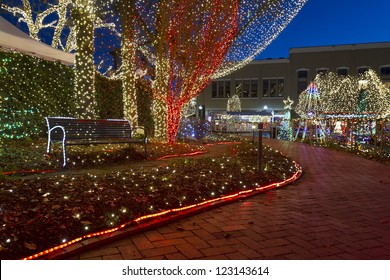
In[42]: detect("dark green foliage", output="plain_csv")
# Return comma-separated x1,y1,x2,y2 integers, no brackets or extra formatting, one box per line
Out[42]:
0,51,126,140
0,51,76,139
95,74,123,119
136,80,154,135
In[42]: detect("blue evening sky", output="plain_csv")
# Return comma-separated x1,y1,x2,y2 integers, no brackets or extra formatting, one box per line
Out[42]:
257,0,390,59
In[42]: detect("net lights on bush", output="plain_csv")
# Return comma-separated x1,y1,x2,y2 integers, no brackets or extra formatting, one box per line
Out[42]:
0,51,76,139
21,158,302,260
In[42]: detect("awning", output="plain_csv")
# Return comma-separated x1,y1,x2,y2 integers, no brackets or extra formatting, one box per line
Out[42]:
0,16,74,65
227,110,273,116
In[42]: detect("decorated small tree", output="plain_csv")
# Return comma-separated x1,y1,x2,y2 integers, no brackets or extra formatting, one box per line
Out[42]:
227,84,242,112
278,96,294,141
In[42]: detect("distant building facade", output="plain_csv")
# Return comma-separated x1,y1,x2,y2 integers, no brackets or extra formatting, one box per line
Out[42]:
197,42,390,120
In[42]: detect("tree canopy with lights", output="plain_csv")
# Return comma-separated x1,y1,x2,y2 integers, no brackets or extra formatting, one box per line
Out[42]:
2,0,308,142
112,0,308,142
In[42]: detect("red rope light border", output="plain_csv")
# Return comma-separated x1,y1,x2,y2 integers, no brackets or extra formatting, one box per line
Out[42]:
22,160,302,260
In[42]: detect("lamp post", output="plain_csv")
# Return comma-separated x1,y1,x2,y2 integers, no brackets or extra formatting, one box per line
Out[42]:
252,124,256,142
198,105,203,119
257,123,263,173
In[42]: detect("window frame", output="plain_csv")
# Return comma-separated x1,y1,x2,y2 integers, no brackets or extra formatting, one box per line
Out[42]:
211,79,231,99
235,78,258,98
262,77,285,98
337,67,349,76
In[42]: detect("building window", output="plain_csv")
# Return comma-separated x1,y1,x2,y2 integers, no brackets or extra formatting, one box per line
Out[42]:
337,67,349,76
380,66,390,76
218,81,224,98
251,80,258,98
225,81,231,98
358,66,369,74
235,78,258,98
316,68,329,75
297,70,308,79
263,78,284,97
297,69,309,94
211,80,231,98
298,81,308,94
212,82,217,98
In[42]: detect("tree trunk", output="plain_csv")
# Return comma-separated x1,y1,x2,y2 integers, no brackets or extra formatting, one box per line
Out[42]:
166,102,181,144
73,0,96,119
120,0,138,127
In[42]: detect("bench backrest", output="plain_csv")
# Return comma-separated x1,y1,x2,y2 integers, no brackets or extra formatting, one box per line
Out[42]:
46,117,134,144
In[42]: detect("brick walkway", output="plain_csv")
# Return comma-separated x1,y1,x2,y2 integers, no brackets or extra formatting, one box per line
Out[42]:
68,139,390,260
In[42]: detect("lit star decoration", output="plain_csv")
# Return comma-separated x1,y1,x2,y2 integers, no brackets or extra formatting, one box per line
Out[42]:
283,96,294,110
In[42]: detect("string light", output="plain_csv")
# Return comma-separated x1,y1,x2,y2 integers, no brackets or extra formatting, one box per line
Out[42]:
3,0,307,143
1,1,57,42
9,141,301,260
296,70,390,118
21,158,301,260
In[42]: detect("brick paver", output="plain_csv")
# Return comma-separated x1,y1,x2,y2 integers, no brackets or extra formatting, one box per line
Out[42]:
71,139,390,260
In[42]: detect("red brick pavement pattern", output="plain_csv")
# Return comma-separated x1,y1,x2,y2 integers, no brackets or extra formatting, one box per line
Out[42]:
70,139,390,260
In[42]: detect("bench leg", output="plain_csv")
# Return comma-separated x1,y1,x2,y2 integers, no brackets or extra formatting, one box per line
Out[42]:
144,138,148,159
62,140,67,168
46,138,52,155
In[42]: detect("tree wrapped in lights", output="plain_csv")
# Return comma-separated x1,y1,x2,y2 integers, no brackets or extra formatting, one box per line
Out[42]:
213,0,308,78
120,0,308,143
117,0,138,126
227,83,242,112
278,96,294,141
227,94,242,112
1,0,58,42
132,0,239,143
356,70,390,117
1,0,74,50
296,70,390,118
72,0,96,118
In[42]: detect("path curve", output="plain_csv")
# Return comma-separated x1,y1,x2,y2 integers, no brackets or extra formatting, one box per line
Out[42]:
68,139,390,260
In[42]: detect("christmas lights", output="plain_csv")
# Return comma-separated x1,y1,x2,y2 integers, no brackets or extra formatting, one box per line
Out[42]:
107,0,307,142
278,97,294,141
226,95,241,112
3,0,307,143
1,140,303,259
22,158,302,260
1,0,58,42
296,70,390,118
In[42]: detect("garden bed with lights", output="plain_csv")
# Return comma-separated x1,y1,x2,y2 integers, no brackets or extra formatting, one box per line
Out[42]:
0,137,301,260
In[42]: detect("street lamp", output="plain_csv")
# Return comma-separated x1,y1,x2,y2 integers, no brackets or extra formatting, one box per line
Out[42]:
198,105,203,119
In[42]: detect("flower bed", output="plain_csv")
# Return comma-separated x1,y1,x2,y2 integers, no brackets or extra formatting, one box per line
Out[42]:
0,138,299,259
